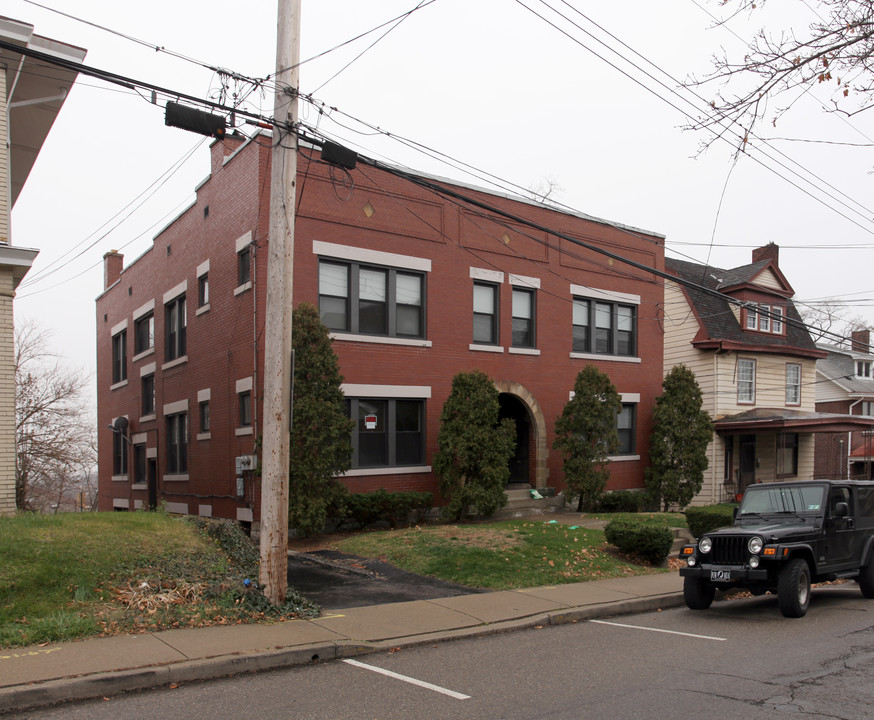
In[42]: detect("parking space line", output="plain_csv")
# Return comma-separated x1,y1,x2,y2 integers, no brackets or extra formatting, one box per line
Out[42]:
590,620,726,641
342,659,471,700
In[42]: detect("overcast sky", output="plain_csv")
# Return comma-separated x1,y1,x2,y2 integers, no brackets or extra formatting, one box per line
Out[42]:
8,0,874,405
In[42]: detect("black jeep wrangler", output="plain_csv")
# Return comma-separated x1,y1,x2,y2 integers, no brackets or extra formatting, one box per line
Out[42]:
680,480,874,617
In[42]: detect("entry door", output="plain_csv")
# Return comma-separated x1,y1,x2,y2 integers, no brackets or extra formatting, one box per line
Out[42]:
739,435,756,493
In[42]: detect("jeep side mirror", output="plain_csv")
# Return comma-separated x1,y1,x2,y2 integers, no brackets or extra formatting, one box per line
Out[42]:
835,501,849,518
733,506,739,521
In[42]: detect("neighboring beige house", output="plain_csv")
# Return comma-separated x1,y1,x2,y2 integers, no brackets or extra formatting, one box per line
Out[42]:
0,18,85,515
663,244,874,505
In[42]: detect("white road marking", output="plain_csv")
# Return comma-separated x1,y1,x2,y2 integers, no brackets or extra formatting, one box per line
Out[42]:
590,619,726,641
342,658,471,700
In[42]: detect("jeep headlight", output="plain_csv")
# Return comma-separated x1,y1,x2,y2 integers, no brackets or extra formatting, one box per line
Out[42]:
699,537,712,554
748,536,763,555
749,555,760,569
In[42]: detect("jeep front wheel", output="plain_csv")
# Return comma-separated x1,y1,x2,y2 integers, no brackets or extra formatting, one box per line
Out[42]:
777,558,811,618
683,576,715,610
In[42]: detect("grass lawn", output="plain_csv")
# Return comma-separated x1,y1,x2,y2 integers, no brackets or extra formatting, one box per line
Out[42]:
0,512,316,649
337,516,679,590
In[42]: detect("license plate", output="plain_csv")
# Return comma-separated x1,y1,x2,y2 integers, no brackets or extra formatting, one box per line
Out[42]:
711,569,731,582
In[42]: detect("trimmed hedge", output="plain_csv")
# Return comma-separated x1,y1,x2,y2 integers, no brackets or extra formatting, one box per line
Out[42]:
340,489,433,528
604,518,673,565
685,504,736,538
596,490,649,513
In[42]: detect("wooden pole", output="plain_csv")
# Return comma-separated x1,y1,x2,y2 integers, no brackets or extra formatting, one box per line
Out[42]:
259,0,300,605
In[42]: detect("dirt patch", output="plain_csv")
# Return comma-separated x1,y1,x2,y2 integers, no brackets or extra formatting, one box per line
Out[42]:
413,525,526,551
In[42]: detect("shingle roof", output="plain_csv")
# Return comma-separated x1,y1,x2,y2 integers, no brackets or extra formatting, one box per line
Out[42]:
665,257,818,352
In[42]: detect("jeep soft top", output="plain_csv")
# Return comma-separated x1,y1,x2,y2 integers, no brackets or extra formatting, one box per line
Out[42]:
679,479,874,617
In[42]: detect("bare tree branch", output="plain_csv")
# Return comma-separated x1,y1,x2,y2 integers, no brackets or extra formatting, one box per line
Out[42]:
685,1,874,148
15,319,96,512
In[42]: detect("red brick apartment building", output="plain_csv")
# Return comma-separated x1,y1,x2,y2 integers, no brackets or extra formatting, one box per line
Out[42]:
96,133,665,524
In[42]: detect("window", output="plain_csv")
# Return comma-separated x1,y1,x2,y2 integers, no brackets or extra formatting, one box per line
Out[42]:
198,274,209,307
572,299,589,353
738,358,756,404
133,444,146,485
319,261,424,338
166,413,188,474
786,363,801,405
239,391,252,428
473,282,499,344
165,295,186,361
199,401,210,433
858,361,871,378
347,398,425,468
141,374,155,416
771,307,783,333
745,303,784,334
112,430,128,476
238,246,251,286
616,404,636,455
511,288,535,348
777,432,799,478
572,298,636,356
862,402,874,417
134,313,154,355
112,330,127,384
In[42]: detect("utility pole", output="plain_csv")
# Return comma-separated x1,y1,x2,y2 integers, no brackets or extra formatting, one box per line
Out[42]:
260,0,300,605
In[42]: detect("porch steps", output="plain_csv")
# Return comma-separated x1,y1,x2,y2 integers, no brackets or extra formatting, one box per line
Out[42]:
490,487,564,520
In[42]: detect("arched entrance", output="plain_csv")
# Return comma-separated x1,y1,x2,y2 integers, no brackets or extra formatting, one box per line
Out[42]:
494,381,549,489
499,394,530,485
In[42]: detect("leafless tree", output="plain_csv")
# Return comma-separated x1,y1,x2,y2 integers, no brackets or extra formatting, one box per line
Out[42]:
799,297,874,345
15,320,96,512
685,1,874,148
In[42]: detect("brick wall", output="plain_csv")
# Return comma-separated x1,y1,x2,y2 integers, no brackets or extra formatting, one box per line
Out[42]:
97,134,665,521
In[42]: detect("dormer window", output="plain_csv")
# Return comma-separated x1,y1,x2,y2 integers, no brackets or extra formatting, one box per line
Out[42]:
857,361,871,378
744,303,784,335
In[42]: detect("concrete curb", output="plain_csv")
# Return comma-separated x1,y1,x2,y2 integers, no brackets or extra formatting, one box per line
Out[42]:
0,592,684,715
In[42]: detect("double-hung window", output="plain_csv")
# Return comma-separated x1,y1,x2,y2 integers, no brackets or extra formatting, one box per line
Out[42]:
738,358,756,404
133,444,146,485
473,282,499,344
745,303,784,334
166,413,188,474
141,374,155,416
198,273,209,307
786,363,801,405
319,260,425,339
165,295,186,361
112,330,127,384
511,288,535,348
238,246,251,286
347,397,425,468
239,391,252,428
199,400,210,433
134,313,154,355
112,428,128,476
616,404,636,455
572,297,636,356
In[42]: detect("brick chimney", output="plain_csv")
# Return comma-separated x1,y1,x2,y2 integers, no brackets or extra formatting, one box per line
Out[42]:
752,243,779,265
852,329,870,353
210,133,246,175
103,250,123,290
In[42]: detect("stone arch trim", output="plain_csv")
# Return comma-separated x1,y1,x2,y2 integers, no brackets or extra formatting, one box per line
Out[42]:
493,380,549,489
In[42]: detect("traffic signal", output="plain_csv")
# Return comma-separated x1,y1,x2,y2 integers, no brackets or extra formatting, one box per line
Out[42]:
165,101,226,138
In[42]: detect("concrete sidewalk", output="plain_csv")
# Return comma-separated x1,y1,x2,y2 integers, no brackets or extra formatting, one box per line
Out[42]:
0,571,684,714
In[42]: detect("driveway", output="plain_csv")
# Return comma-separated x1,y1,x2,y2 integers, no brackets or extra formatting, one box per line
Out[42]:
287,549,486,609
